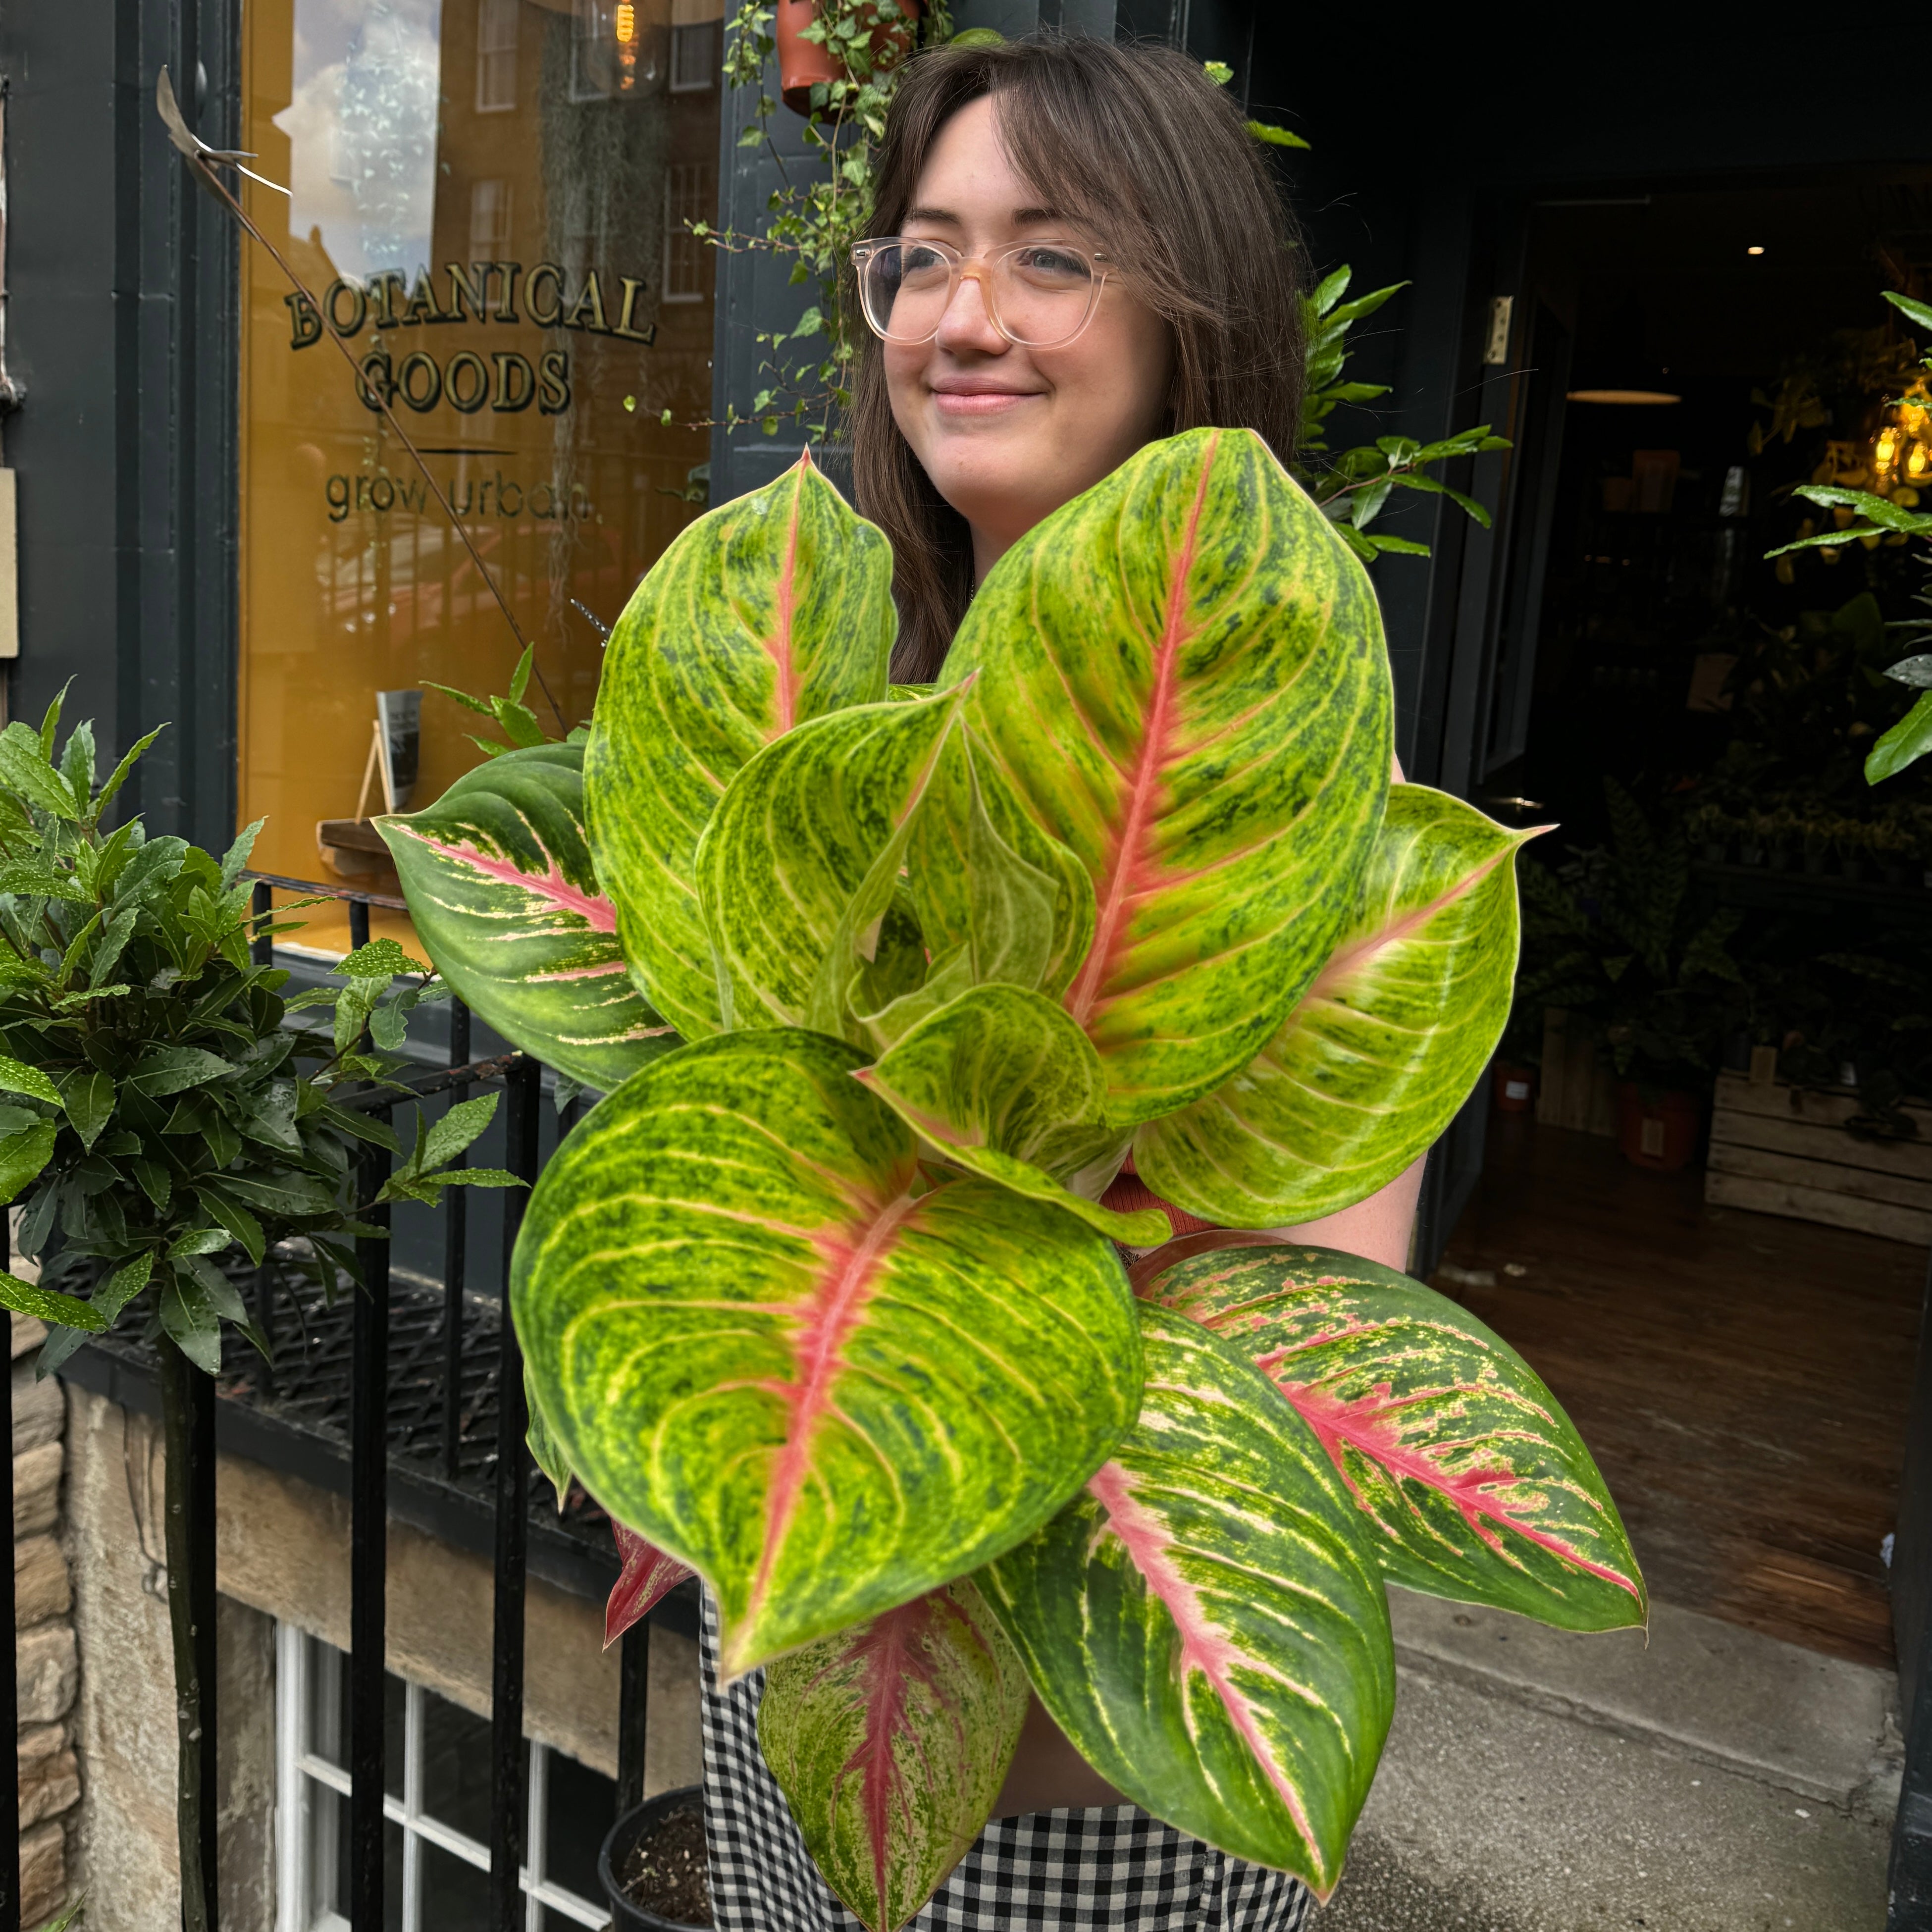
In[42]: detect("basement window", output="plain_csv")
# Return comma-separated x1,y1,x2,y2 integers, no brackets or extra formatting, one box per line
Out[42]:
275,1624,615,1931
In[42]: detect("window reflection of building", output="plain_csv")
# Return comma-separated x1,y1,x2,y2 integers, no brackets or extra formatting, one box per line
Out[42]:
663,162,714,302
238,0,724,941
475,0,520,113
669,0,721,93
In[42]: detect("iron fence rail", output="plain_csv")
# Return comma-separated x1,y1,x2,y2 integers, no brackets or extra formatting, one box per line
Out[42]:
0,874,657,1931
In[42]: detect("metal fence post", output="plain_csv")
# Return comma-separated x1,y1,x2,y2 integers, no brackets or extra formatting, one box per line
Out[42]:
351,1129,393,1932
442,999,471,1482
492,1057,540,1929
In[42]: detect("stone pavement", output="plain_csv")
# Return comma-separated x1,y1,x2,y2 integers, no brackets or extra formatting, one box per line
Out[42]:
1315,1590,1902,1932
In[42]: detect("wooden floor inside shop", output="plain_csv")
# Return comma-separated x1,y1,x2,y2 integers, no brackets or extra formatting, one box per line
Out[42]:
1427,1114,1923,1671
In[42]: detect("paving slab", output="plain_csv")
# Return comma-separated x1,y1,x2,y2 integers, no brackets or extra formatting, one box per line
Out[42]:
1314,1670,1891,1932
1387,1587,1894,1806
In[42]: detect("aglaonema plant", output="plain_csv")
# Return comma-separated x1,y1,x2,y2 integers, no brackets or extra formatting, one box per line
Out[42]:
0,703,517,1932
381,427,1647,1928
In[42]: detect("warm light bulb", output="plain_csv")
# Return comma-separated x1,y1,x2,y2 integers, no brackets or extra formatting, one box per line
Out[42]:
1878,431,1899,470
1912,444,1930,478
1747,245,1766,256
616,1,636,41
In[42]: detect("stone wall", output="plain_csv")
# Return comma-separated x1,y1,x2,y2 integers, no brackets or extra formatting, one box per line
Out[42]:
59,1379,699,1929
13,1317,79,1931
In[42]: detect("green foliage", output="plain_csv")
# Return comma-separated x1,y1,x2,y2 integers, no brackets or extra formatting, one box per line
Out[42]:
0,693,514,1377
1514,780,1744,1088
423,643,588,759
1295,267,1510,561
442,435,1638,1930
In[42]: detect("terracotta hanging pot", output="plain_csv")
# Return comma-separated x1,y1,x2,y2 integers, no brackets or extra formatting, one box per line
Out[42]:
777,0,922,114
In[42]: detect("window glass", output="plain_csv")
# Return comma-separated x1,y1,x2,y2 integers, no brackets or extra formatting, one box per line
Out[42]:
240,0,721,952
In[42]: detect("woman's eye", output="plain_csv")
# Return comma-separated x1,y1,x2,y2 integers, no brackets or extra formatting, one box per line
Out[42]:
1014,247,1090,283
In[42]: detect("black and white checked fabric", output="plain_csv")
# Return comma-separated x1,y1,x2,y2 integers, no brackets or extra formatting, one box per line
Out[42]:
699,1594,1314,1932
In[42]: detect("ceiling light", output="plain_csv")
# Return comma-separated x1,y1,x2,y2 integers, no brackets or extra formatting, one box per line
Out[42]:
1567,387,1683,406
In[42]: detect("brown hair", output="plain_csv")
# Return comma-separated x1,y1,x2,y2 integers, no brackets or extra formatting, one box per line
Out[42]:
850,34,1306,682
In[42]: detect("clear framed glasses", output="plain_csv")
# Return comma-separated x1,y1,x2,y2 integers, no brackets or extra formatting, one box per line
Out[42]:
851,236,1113,349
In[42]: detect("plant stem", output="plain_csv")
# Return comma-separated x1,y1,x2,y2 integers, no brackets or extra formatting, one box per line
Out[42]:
159,1337,218,1932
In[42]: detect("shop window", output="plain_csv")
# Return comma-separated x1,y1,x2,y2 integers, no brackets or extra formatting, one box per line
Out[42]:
662,162,715,303
669,0,722,93
475,0,521,113
469,178,515,261
274,1625,614,1931
242,0,718,952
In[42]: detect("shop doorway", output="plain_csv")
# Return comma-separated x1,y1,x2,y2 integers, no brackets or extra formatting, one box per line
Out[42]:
1435,171,1932,1670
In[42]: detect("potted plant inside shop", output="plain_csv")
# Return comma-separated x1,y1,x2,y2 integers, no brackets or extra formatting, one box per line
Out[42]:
379,427,1647,1930
0,707,518,1932
1515,779,1745,1171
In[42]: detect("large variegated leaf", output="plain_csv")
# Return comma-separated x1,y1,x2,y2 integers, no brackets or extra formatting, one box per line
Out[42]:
1137,786,1533,1226
377,743,675,1091
1147,1245,1647,1630
942,428,1393,1125
760,1580,1029,1932
901,731,1096,1006
512,1028,1144,1676
605,1522,696,1649
696,692,963,1041
983,1303,1391,1896
855,984,1167,1246
585,453,895,1039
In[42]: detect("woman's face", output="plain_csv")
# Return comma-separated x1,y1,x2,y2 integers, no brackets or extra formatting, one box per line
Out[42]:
883,96,1176,577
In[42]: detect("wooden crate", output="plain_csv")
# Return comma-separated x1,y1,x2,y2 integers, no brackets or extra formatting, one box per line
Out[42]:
1536,1007,1616,1136
1705,1071,1932,1246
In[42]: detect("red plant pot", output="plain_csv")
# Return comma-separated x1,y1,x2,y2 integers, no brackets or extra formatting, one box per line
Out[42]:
1615,1083,1700,1170
1492,1061,1536,1113
777,0,921,113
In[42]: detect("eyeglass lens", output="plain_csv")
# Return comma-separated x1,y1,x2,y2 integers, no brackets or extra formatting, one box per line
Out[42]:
859,241,1099,347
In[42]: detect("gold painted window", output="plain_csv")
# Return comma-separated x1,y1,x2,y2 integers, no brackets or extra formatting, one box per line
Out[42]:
239,0,721,952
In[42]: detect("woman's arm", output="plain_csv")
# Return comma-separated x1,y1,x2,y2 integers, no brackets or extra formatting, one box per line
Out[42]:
1279,1152,1425,1272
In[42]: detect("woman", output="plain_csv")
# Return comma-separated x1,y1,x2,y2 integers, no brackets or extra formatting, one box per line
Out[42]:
700,34,1420,1931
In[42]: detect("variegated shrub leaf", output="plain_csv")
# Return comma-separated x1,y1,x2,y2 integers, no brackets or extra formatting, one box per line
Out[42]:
696,692,963,1042
605,1521,696,1649
983,1302,1392,1897
942,428,1392,1125
511,1027,1144,1676
1137,786,1534,1226
902,731,1096,1007
855,984,1168,1246
1146,1244,1647,1630
760,1580,1029,1932
586,453,896,1039
377,743,675,1091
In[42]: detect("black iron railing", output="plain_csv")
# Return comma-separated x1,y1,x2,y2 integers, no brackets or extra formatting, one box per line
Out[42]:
0,874,664,1931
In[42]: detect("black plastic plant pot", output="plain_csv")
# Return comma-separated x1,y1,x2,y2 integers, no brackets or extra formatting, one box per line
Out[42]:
601,1785,708,1931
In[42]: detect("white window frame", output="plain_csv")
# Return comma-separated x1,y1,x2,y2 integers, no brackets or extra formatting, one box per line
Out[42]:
275,1623,610,1932
475,0,522,114
662,161,714,304
469,178,514,262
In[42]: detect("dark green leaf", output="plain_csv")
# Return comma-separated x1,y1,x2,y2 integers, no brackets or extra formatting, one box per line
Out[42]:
1887,654,1932,689
338,938,431,980
0,722,82,820
421,1092,500,1170
59,1070,116,1151
131,1159,172,1212
0,1056,61,1106
158,1271,223,1373
0,1123,57,1203
197,1185,265,1265
1869,690,1932,784
1884,288,1932,334
96,725,167,815
127,1046,234,1098
220,818,265,888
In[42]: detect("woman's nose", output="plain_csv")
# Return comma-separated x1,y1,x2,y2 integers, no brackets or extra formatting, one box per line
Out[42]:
934,268,1006,354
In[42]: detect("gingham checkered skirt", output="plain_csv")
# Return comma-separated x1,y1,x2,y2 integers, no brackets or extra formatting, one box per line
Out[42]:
699,1594,1314,1931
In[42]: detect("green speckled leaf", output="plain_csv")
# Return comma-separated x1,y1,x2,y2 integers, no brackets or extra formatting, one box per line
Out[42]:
760,1580,1029,1932
696,692,964,1041
1147,1244,1647,1630
983,1302,1392,1898
586,454,896,1039
855,985,1168,1247
902,732,1096,1008
942,428,1392,1125
1137,786,1532,1225
378,743,675,1091
512,1028,1143,1676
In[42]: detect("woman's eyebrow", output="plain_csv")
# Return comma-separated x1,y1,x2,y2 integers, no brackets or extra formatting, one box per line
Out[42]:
901,204,1066,227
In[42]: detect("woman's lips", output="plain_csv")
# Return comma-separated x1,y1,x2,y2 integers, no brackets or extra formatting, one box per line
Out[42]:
931,387,1041,417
